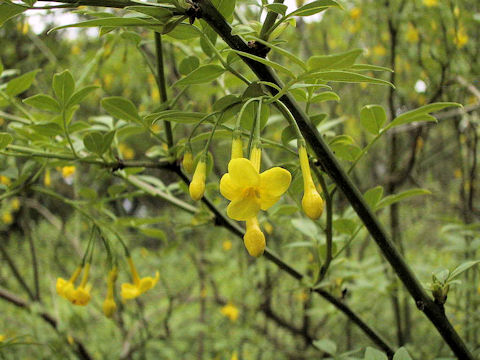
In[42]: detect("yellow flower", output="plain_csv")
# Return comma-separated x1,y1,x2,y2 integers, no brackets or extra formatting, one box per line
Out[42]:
454,169,462,179
220,303,239,322
183,147,194,174
454,27,468,48
222,240,232,251
230,351,239,360
299,146,323,220
372,45,386,57
189,160,207,201
103,267,118,318
2,212,13,225
56,267,82,299
406,23,419,43
65,263,92,306
0,334,5,342
71,45,81,55
219,157,291,221
67,335,75,345
11,198,20,211
61,166,76,179
44,169,51,187
423,0,437,6
0,175,11,186
243,217,266,257
231,136,243,160
118,143,135,160
151,88,160,102
349,7,361,20
121,257,159,300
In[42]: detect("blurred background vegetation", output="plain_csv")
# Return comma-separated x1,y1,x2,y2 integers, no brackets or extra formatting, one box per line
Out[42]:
0,0,479,359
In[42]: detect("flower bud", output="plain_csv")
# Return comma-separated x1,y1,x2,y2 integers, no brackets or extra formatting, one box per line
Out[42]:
299,146,323,220
103,298,117,318
189,160,206,201
243,217,266,257
183,148,194,174
231,136,243,160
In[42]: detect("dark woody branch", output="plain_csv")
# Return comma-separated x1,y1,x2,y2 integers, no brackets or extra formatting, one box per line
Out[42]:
190,1,473,358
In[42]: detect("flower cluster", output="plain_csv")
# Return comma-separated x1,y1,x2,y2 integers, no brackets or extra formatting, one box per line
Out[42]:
57,255,159,318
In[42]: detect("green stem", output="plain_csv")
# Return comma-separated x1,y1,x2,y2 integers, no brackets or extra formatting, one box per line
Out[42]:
259,0,285,40
62,109,78,158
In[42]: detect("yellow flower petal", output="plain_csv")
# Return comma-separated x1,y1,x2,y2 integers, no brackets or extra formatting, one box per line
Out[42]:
139,271,160,293
259,192,281,211
259,167,291,197
219,173,242,201
227,196,261,221
228,158,259,188
121,283,141,300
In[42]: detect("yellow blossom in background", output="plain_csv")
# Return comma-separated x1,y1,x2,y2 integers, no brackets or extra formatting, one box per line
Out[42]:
121,257,159,300
71,45,81,55
263,221,273,235
297,291,308,302
349,7,361,20
0,175,11,186
454,27,468,48
44,169,51,187
103,73,114,89
222,240,232,251
147,73,155,85
406,24,419,43
0,118,4,125
453,6,460,17
118,143,135,160
61,166,76,179
423,0,437,6
219,158,291,221
372,45,387,57
454,169,462,179
348,22,360,34
11,198,20,211
230,351,239,360
220,303,239,322
151,124,161,133
67,335,75,345
151,87,160,102
200,287,207,298
2,212,13,225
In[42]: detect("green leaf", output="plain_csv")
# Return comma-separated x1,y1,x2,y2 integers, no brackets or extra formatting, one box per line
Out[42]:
364,186,384,208
307,49,363,71
291,218,319,238
211,0,236,19
139,227,167,241
376,188,431,210
385,102,461,130
0,1,28,27
333,218,357,235
179,56,200,75
48,17,162,33
101,97,141,124
6,70,40,97
166,23,200,40
52,70,75,105
392,347,412,360
288,0,341,17
265,3,288,15
83,132,105,155
302,70,394,87
449,260,480,280
30,122,63,137
364,347,388,360
231,24,256,36
350,64,393,72
145,110,206,124
125,6,173,22
0,132,13,150
175,65,225,86
66,85,99,108
23,94,61,112
281,125,296,145
360,105,386,135
228,50,295,78
313,339,337,355
310,91,340,103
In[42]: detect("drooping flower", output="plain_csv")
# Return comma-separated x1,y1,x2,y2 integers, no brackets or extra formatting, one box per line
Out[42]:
230,136,243,160
219,158,291,221
299,146,323,220
102,266,118,318
189,160,206,201
61,166,76,179
182,146,194,174
243,217,266,257
65,263,92,306
121,257,159,300
56,266,82,299
220,303,239,322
